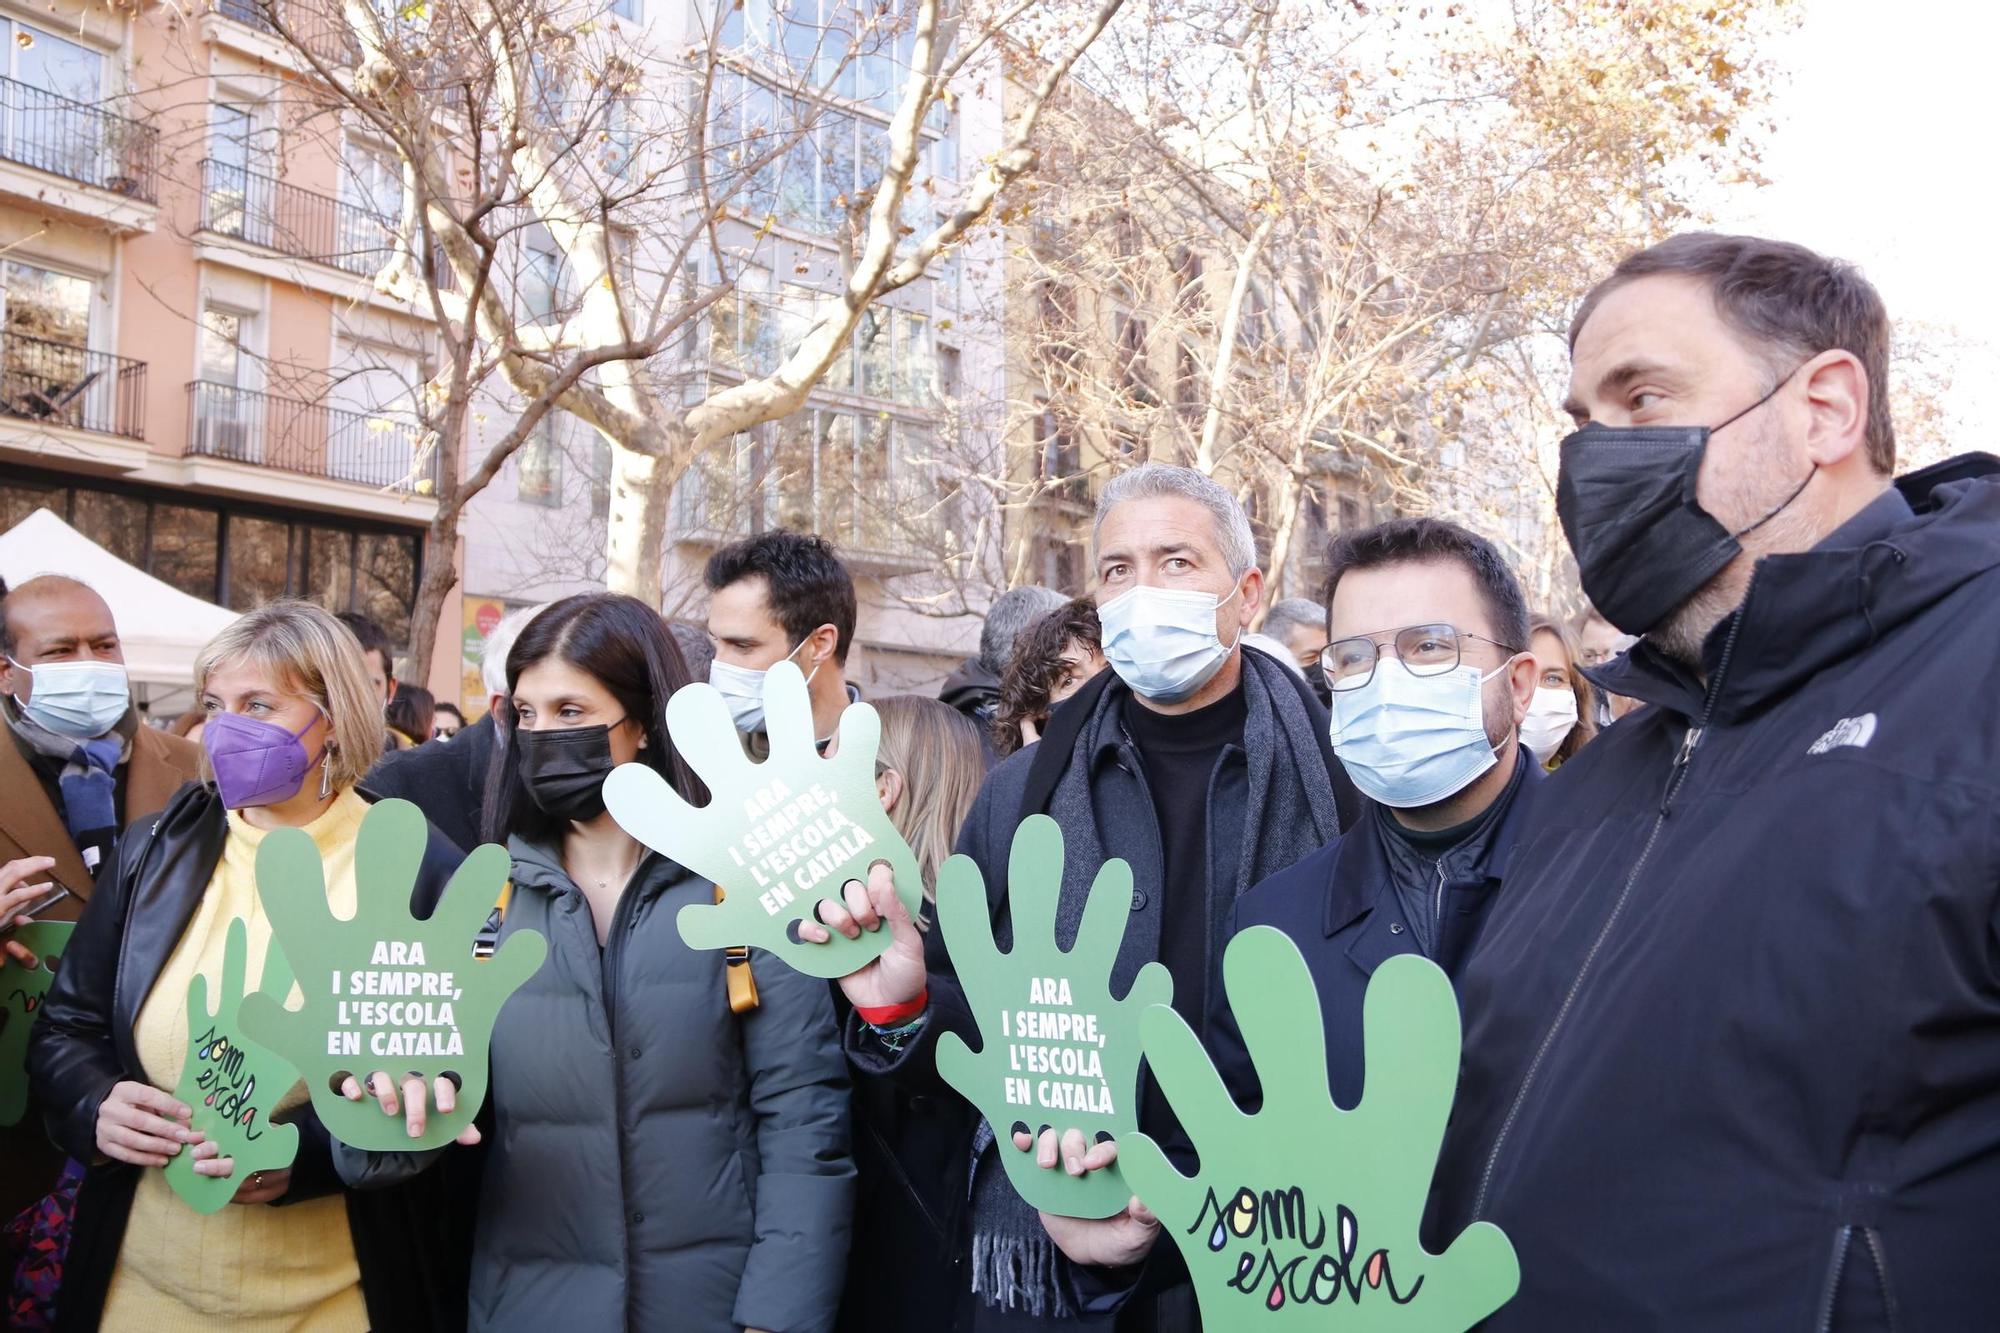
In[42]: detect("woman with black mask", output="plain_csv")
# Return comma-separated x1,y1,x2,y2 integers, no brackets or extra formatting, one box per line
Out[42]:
333,592,854,1332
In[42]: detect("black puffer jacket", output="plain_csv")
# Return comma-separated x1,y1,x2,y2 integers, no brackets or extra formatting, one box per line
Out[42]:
1432,456,2000,1331
26,782,471,1332
343,838,856,1331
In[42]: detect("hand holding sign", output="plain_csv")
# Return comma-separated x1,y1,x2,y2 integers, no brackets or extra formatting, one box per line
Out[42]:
1119,928,1518,1330
165,916,301,1213
239,799,546,1151
0,920,72,1127
604,661,923,980
934,815,1171,1219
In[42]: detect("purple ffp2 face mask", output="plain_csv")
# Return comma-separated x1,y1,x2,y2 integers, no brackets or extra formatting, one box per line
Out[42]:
203,708,326,809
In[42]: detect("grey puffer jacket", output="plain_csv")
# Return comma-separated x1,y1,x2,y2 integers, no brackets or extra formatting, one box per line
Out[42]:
341,839,854,1332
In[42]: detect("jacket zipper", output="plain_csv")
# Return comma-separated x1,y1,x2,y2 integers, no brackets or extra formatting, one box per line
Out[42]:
1815,1226,1852,1333
1861,1227,1901,1333
1472,603,1749,1220
596,881,643,1330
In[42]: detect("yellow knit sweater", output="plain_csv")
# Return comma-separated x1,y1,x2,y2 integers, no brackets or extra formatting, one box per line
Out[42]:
102,790,369,1331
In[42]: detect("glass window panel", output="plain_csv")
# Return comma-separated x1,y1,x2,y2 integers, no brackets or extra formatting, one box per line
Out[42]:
354,532,417,647
895,309,930,404
226,513,295,609
853,413,891,547
770,409,816,532
776,111,817,231
819,112,854,231
780,0,820,71
819,411,857,541
856,119,887,206
70,489,146,568
517,424,561,505
742,81,776,215
856,306,891,398
10,25,103,184
150,504,221,602
3,261,92,346
305,526,355,615
200,309,242,385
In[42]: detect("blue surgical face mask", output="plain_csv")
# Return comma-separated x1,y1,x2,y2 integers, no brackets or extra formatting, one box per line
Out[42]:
1329,659,1511,808
709,639,818,733
8,657,131,741
1098,582,1243,704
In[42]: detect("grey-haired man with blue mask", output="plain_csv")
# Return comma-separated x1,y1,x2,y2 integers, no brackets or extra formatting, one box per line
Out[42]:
818,464,1358,1329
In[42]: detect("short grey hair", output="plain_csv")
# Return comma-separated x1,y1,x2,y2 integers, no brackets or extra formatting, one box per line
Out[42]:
978,585,1067,675
480,603,549,698
1261,597,1325,646
1093,463,1257,578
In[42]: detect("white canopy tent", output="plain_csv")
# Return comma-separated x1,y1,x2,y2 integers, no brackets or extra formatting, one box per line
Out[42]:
0,507,239,711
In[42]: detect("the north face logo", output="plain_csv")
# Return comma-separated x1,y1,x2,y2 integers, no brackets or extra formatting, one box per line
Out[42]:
1808,713,1877,755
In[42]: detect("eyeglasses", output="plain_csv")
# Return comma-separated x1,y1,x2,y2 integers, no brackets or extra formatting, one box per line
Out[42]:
1318,623,1520,692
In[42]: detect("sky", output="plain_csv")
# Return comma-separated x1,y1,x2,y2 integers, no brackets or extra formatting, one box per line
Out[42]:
1714,0,2000,448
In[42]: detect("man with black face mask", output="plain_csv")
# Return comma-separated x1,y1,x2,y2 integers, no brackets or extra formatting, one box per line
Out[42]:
1430,234,2000,1331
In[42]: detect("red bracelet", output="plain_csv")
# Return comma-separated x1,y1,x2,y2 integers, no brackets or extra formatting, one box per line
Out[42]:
857,989,928,1028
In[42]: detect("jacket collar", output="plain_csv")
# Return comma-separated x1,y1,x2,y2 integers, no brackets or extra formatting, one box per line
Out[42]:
1591,454,2000,723
0,722,93,894
1321,750,1544,938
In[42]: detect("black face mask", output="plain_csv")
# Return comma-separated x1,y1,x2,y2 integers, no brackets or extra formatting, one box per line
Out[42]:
517,723,622,822
1556,371,1814,637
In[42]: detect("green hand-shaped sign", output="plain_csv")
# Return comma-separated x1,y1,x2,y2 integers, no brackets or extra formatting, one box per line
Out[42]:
1120,927,1518,1330
603,661,923,980
933,815,1171,1219
0,921,72,1127
165,916,301,1213
239,799,547,1151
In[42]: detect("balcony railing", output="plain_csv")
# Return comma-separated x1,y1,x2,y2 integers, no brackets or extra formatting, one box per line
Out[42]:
210,0,359,65
0,73,158,202
201,159,454,290
1,332,147,439
185,380,436,491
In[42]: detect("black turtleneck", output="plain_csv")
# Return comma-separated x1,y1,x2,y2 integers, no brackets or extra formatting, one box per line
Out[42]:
1122,680,1247,1027
1375,749,1526,963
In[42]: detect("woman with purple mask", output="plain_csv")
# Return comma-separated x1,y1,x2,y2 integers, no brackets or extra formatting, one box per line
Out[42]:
27,600,467,1332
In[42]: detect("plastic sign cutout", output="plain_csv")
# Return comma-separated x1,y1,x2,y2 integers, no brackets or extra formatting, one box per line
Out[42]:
165,916,301,1213
1120,928,1519,1329
603,660,924,980
934,815,1171,1219
239,799,546,1151
0,921,73,1127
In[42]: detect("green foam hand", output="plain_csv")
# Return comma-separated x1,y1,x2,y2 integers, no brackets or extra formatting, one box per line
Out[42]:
1119,927,1519,1330
933,815,1171,1219
603,660,923,980
164,916,301,1213
0,921,73,1128
238,799,547,1151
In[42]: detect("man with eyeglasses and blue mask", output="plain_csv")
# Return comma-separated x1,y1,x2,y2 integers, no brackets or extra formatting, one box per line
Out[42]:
813,463,1358,1330
1425,234,2000,1332
0,574,201,1255
1206,516,1542,1111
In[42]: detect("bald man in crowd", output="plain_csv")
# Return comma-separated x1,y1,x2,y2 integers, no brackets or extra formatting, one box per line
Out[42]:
0,575,201,1244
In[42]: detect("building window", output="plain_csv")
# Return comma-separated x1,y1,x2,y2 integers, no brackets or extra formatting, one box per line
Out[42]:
517,419,562,506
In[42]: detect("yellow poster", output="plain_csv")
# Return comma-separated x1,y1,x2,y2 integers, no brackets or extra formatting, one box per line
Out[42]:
461,597,510,717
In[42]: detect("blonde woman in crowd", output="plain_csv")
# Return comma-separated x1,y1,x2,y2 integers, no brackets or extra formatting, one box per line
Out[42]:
29,601,466,1331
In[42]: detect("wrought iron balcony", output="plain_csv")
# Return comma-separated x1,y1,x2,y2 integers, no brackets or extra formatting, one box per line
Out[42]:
0,73,158,202
210,0,359,65
185,380,436,492
1,332,147,439
200,159,439,284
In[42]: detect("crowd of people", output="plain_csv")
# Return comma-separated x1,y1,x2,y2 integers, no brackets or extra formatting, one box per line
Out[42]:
0,228,1995,1332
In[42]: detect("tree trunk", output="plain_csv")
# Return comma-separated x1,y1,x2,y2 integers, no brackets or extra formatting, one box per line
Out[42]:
1258,458,1308,621
604,439,671,604
406,504,461,684
403,397,471,683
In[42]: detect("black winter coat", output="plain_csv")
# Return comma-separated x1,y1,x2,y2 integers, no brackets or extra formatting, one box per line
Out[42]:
342,838,856,1332
25,782,472,1332
365,711,499,857
1432,456,2000,1331
1217,752,1542,1109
